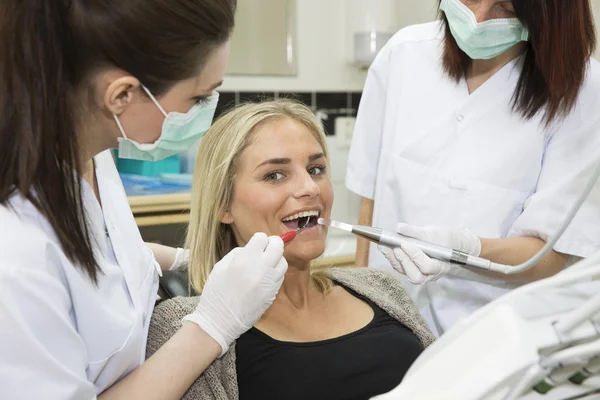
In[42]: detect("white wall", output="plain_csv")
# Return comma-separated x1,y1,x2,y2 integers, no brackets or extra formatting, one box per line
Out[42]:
222,0,368,92
396,0,438,28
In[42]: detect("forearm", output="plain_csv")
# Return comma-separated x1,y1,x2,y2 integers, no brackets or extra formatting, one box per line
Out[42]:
99,323,220,400
355,197,374,267
146,242,178,271
473,237,570,283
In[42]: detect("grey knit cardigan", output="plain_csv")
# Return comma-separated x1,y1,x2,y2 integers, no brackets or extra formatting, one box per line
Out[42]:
146,267,435,400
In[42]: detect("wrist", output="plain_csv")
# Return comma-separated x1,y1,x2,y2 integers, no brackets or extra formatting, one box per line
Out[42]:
171,248,190,271
179,322,222,360
182,312,230,357
479,238,494,259
472,236,482,257
460,229,482,256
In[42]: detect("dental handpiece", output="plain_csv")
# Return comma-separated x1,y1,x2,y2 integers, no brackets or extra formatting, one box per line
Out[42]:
318,218,503,272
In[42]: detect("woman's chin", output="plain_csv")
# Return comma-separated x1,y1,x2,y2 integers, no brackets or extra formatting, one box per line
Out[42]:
283,241,326,264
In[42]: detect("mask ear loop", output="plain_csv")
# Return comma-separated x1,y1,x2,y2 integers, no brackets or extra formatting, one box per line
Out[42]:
113,85,168,140
113,114,129,139
141,85,169,118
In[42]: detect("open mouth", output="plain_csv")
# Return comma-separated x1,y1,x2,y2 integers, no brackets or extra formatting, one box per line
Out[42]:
281,210,320,231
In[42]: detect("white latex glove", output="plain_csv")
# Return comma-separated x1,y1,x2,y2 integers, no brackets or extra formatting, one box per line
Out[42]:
378,223,481,284
170,247,190,271
183,233,287,356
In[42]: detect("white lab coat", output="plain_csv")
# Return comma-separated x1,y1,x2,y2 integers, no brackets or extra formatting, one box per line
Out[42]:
0,151,160,398
346,22,600,336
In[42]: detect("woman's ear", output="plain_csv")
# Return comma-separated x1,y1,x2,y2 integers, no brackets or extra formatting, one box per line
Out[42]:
102,74,142,116
221,210,234,224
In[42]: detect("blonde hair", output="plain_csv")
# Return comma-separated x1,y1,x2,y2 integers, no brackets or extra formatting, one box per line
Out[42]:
186,99,333,294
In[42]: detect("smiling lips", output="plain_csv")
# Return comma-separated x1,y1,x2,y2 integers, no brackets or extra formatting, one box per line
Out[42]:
281,210,320,231
281,211,320,244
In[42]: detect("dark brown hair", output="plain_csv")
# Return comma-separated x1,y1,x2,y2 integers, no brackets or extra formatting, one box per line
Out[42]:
440,0,597,126
0,0,236,282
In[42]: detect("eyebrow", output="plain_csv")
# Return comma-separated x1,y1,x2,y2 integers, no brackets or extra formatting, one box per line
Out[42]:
254,152,325,171
208,80,223,91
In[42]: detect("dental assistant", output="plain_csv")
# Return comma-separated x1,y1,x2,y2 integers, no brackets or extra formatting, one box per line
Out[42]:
347,0,600,336
0,1,288,399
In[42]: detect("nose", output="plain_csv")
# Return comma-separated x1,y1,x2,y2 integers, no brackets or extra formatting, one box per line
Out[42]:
462,1,491,23
293,171,320,199
474,11,487,23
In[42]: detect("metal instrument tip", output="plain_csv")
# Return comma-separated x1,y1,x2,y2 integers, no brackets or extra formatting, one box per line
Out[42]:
317,218,330,226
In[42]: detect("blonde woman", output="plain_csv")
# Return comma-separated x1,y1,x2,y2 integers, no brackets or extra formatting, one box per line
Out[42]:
146,100,435,400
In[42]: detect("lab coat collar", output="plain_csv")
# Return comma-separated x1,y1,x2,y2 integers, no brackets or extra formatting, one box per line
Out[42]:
454,54,524,131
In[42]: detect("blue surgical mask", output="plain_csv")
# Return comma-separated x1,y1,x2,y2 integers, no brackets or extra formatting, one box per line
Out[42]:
114,86,219,162
440,0,529,60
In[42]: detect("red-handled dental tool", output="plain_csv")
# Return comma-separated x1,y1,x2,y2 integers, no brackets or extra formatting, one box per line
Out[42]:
281,231,297,244
280,218,311,244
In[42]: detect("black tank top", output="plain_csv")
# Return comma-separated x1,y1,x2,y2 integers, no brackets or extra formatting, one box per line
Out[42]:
236,285,424,400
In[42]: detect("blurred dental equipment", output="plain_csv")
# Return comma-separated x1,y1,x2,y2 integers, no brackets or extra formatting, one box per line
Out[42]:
372,253,600,400
369,156,600,399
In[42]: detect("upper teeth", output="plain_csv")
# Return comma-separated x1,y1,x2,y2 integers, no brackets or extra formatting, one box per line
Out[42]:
282,210,319,222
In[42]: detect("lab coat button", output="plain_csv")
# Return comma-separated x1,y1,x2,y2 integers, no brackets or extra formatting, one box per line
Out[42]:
457,114,465,122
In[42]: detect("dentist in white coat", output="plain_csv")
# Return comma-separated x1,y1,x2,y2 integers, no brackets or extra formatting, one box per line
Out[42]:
347,0,600,336
0,0,287,398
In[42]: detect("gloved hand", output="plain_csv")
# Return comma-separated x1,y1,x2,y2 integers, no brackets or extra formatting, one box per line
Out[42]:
183,232,288,356
170,247,189,271
378,223,481,284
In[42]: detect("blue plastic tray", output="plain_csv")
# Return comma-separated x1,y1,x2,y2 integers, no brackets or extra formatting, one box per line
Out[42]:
120,173,191,197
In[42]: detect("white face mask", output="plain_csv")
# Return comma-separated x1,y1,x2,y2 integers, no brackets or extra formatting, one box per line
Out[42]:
114,86,219,162
440,0,529,60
